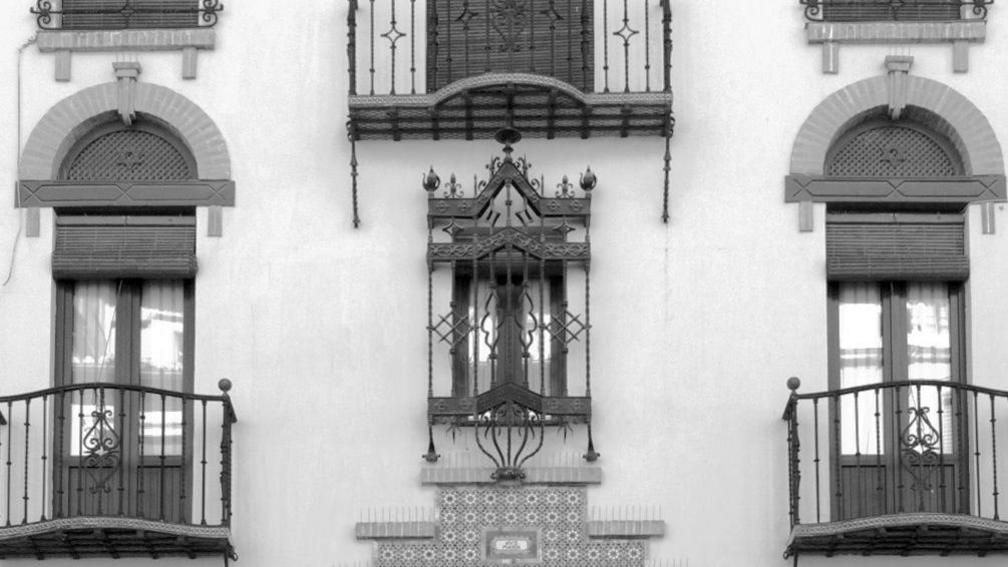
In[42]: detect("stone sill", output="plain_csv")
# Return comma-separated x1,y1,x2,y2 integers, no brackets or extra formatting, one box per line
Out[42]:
38,28,216,52
586,520,666,539
355,521,438,540
421,466,602,485
806,21,986,73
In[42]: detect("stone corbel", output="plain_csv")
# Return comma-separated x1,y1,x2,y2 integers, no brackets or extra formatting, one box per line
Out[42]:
113,62,142,126
885,55,913,121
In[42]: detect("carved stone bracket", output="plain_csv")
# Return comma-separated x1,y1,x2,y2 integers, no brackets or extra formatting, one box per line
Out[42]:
114,61,142,125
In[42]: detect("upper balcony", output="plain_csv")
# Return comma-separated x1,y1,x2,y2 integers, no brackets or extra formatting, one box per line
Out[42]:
0,380,237,560
782,377,1008,558
800,1,993,73
346,0,674,140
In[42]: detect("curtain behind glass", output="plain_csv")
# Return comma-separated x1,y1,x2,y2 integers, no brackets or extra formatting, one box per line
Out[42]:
70,281,118,456
838,283,884,455
140,280,185,456
905,282,954,453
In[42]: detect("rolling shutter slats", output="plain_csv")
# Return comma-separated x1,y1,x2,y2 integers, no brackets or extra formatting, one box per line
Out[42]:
53,216,197,279
826,214,967,281
61,0,198,30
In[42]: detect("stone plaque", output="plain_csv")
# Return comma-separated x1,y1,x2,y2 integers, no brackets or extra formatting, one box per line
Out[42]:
483,529,540,564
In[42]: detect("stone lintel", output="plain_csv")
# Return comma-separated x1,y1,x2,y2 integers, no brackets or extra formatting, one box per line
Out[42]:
37,28,216,52
806,21,986,44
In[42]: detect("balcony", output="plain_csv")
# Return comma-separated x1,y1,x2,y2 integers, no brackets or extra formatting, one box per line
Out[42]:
346,0,674,140
782,377,1008,557
0,381,237,560
801,0,991,22
31,0,224,30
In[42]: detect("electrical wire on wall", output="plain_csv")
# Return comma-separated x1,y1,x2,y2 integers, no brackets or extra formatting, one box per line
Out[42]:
4,34,38,287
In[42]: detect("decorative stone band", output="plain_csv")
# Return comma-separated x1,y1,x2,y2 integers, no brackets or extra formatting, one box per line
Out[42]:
37,29,216,81
0,516,231,541
806,21,986,73
786,512,1008,557
420,466,603,485
785,175,1006,203
18,180,236,208
586,520,666,539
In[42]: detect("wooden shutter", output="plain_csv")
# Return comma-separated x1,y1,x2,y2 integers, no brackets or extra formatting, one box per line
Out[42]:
61,0,199,30
53,215,197,279
826,213,967,281
822,0,961,22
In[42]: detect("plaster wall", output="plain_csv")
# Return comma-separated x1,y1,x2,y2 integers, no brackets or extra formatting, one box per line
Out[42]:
0,1,1006,566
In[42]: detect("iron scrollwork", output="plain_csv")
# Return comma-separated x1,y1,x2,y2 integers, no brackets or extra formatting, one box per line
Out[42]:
81,405,122,494
31,0,224,30
900,404,942,500
473,400,546,481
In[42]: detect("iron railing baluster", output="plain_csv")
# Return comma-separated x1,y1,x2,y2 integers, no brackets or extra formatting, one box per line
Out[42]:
369,0,376,95
410,0,417,94
201,399,208,525
938,384,946,512
854,390,862,517
40,395,47,522
23,398,31,524
644,0,651,92
975,390,982,516
348,0,359,96
159,393,167,521
991,393,1000,520
602,0,610,92
138,391,146,518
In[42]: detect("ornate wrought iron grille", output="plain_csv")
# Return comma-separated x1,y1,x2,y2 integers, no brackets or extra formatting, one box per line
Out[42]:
423,129,597,477
62,127,196,182
32,0,224,30
801,0,991,22
826,122,963,177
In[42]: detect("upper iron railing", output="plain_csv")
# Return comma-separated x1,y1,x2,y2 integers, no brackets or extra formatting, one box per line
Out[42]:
31,0,224,30
347,0,672,96
783,377,1008,528
0,380,236,529
801,0,992,22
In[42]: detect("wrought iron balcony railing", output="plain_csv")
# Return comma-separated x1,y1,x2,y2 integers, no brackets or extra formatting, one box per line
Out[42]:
801,0,992,22
31,0,224,31
782,377,1008,557
0,380,237,560
346,0,674,140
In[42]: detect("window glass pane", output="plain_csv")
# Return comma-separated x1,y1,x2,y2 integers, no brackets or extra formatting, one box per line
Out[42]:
905,282,954,453
71,281,118,383
469,277,551,394
838,282,884,455
140,280,185,456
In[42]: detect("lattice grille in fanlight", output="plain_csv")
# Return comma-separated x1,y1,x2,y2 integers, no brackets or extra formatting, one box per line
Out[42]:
63,129,194,181
827,125,960,177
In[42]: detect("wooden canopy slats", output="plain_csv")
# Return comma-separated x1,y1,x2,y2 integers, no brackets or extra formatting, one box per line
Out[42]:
0,517,232,559
787,513,1008,557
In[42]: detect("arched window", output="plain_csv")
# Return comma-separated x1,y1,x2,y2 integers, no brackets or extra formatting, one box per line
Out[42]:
825,117,963,178
59,119,197,182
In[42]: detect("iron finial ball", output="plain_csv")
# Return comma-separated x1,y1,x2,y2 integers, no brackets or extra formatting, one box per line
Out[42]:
787,376,801,392
218,378,232,393
422,166,441,193
580,166,597,191
494,127,522,158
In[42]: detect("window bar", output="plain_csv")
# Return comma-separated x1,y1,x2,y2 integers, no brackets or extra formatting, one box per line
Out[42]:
388,0,400,95
118,388,126,517
644,0,651,92
410,0,417,94
22,398,30,524
547,0,558,78
138,391,146,518
787,397,800,526
471,229,480,397
991,393,1000,520
159,393,167,521
487,242,499,389
348,0,358,96
617,0,635,93
76,391,84,517
538,214,546,396
974,389,983,516
446,0,453,85
484,0,491,72
583,224,592,399
813,397,821,522
602,0,610,92
462,0,472,83
661,0,671,93
831,394,842,519
895,385,904,513
200,399,208,525
429,1,440,91
221,388,235,526
528,0,535,73
938,384,946,512
4,400,10,526
40,395,47,521
521,247,531,389
915,383,924,512
56,391,65,519
874,387,883,516
369,0,376,95
180,398,188,523
569,0,576,88
95,389,103,517
427,263,434,399
854,391,862,516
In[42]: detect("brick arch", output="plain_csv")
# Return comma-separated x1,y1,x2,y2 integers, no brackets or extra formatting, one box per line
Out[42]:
790,76,1004,176
19,82,230,180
